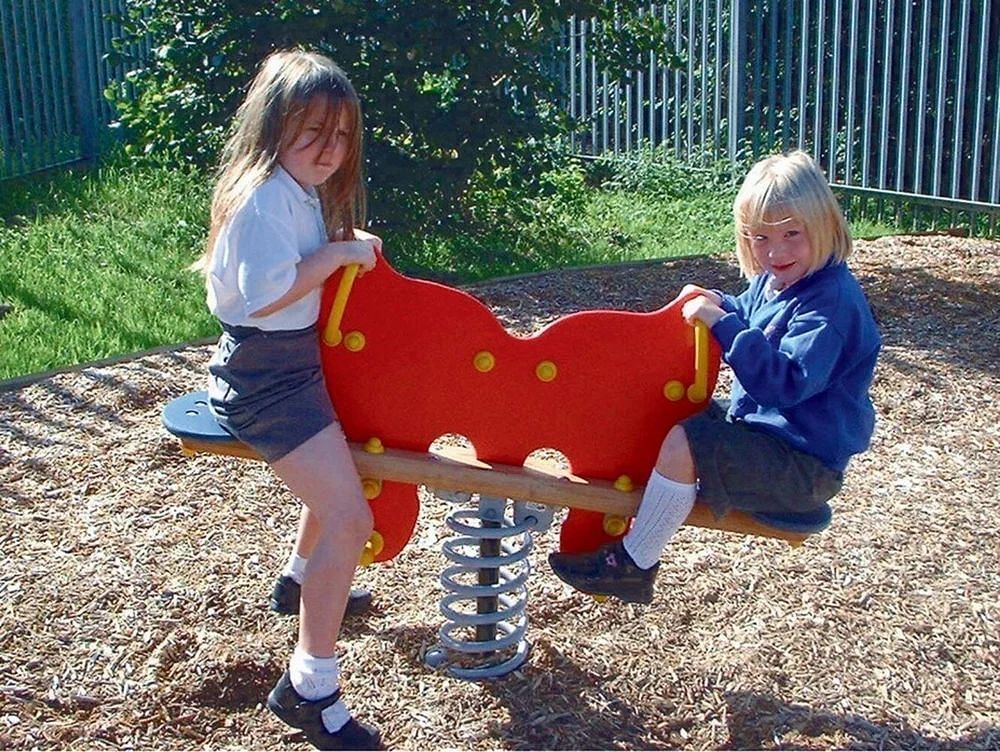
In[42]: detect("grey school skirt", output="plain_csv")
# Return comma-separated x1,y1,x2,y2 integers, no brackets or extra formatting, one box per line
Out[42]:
682,400,843,518
207,323,337,463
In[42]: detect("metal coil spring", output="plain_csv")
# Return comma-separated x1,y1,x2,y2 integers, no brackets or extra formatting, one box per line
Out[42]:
433,495,533,680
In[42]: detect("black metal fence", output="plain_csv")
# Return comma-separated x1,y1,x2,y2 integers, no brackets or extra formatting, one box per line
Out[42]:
3,0,999,233
561,1,1000,233
0,0,140,178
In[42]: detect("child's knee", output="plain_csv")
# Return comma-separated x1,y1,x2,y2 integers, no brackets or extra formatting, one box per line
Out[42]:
661,424,690,457
655,424,696,481
309,488,373,540
339,495,374,540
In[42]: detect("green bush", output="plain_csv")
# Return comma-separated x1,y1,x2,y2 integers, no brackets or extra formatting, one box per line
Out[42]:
389,153,740,281
584,147,740,199
107,1,676,232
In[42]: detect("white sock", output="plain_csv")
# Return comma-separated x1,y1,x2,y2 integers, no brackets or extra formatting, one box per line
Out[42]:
282,553,309,585
289,647,351,733
623,471,697,569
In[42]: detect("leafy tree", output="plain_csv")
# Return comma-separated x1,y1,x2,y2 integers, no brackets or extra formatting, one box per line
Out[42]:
108,1,675,229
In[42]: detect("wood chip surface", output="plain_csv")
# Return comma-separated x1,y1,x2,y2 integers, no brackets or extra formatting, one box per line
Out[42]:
1,235,997,750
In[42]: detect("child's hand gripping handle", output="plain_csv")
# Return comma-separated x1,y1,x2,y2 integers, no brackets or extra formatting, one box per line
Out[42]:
323,263,360,347
687,320,709,402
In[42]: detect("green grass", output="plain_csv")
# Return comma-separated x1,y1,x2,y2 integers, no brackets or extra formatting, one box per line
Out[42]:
0,153,899,381
0,161,216,380
388,158,740,281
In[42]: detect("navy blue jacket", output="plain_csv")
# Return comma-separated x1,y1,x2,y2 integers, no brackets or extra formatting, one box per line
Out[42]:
712,261,881,472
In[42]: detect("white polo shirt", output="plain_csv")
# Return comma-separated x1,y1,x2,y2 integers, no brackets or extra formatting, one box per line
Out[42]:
207,166,329,330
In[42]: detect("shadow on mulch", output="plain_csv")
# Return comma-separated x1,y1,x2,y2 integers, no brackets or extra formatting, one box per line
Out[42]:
2,235,997,751
366,626,655,749
723,689,999,750
484,639,664,750
864,263,999,378
0,355,197,493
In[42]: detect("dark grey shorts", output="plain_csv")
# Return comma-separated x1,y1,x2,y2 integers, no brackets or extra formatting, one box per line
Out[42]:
207,323,337,463
682,400,843,518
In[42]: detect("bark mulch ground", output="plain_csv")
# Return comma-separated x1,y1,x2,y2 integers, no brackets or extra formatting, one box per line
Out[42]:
1,235,997,750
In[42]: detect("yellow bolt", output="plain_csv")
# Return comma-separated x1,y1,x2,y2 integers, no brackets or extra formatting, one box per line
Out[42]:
613,475,634,492
591,594,609,603
603,514,628,536
361,477,382,500
364,437,384,454
473,350,495,372
359,530,385,566
536,360,557,382
687,382,708,403
344,331,366,352
663,380,685,401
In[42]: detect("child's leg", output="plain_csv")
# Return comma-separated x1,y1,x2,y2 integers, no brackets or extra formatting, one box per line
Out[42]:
266,422,380,748
548,423,698,604
652,422,697,482
275,507,318,586
622,425,698,568
272,502,373,617
292,505,323,559
271,508,314,587
270,422,373,657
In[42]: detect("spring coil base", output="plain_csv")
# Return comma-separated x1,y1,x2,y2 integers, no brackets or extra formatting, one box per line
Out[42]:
428,495,533,680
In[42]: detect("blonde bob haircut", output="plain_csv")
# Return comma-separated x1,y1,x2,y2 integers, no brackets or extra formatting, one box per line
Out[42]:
733,150,852,280
195,49,366,271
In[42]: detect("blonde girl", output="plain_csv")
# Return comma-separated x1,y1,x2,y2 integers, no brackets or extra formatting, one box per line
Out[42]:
550,151,881,605
200,49,381,750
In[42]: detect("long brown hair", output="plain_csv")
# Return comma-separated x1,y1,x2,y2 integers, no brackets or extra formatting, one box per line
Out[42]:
194,49,366,271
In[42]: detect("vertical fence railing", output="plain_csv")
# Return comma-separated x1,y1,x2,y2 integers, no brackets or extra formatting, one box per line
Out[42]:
4,0,1000,233
1,0,77,176
564,0,1000,234
0,0,143,180
68,0,99,163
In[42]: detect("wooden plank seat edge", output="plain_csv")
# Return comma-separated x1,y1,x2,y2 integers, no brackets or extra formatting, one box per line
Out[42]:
162,391,830,545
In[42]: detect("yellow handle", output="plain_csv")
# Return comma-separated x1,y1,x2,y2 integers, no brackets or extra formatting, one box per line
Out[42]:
323,263,360,347
687,320,709,402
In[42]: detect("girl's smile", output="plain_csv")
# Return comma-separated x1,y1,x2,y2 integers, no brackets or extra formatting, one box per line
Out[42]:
748,219,813,290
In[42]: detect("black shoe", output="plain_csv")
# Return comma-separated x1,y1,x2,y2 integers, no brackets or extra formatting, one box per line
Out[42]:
267,670,382,750
269,576,374,617
548,540,659,604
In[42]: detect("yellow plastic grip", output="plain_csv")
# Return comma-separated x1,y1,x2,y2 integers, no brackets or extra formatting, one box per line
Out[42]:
687,320,709,402
323,263,360,347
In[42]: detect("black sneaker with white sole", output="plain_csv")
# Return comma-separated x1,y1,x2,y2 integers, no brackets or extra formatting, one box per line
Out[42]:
266,670,382,751
548,540,659,604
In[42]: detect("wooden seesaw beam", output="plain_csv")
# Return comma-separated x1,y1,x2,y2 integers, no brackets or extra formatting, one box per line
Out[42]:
173,433,815,545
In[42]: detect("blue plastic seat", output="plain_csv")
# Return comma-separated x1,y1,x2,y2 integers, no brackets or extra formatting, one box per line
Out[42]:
162,390,235,444
749,503,833,534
